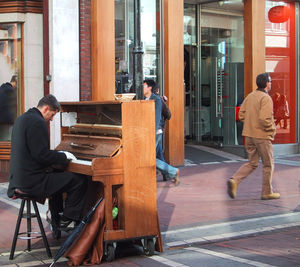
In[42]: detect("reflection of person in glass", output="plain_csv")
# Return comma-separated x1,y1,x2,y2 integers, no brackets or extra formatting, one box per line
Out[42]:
272,92,280,121
0,75,17,141
184,19,193,44
275,94,289,129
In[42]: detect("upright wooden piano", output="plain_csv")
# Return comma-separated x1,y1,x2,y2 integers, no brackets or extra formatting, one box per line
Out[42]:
56,100,162,258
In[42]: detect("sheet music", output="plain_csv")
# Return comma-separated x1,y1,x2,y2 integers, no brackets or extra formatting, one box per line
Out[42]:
61,112,77,127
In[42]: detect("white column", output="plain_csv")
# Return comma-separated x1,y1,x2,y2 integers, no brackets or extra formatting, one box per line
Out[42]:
48,0,80,148
24,13,44,110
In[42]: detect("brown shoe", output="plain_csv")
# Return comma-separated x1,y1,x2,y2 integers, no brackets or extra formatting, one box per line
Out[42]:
227,178,237,199
261,192,280,200
171,169,180,186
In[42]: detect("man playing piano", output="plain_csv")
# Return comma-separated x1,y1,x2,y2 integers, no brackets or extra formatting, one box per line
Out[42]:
7,94,88,238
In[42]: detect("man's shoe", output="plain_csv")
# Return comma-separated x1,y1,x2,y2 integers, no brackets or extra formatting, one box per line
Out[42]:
261,192,280,200
227,178,237,199
49,215,61,239
171,170,180,186
59,215,78,231
162,174,168,181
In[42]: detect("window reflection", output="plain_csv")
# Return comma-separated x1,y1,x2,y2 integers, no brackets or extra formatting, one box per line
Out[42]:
0,23,21,141
184,5,196,45
265,1,296,144
115,0,161,94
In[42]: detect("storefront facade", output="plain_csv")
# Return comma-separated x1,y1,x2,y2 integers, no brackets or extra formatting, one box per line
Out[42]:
0,0,299,175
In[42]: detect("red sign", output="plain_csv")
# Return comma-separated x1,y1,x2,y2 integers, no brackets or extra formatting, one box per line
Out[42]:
268,6,290,23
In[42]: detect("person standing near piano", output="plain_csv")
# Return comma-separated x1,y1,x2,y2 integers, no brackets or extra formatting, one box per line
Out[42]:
7,94,88,237
143,79,180,186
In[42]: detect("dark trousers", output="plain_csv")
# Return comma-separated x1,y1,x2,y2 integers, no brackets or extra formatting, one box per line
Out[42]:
45,172,88,221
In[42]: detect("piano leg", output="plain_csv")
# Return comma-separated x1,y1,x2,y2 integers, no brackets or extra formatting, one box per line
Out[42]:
104,181,113,230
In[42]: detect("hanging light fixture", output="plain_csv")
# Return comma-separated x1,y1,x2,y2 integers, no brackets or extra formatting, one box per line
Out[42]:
218,1,224,7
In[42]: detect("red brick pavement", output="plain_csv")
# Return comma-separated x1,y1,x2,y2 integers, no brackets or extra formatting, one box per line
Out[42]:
0,200,63,253
157,160,300,231
0,172,8,183
1,157,300,256
210,227,300,266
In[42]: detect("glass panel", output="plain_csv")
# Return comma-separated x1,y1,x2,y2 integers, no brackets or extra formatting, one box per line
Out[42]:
184,5,197,45
265,1,296,144
0,23,22,141
115,0,161,93
184,4,197,142
198,1,244,146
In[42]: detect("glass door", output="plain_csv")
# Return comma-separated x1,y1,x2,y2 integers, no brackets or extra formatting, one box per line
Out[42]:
184,1,244,147
200,1,244,147
201,22,244,146
184,4,198,142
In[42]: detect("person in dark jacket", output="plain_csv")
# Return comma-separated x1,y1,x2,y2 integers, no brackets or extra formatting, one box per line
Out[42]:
143,80,179,186
153,85,172,181
7,94,88,233
0,75,17,141
153,84,171,161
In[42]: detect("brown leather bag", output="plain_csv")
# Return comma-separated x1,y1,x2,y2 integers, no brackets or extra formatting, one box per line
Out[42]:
65,199,105,266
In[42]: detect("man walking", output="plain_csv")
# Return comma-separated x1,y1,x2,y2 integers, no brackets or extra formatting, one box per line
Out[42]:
153,84,171,162
227,73,280,200
143,79,179,186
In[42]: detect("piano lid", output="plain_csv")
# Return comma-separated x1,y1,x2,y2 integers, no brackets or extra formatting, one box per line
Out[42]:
60,102,122,127
56,134,122,160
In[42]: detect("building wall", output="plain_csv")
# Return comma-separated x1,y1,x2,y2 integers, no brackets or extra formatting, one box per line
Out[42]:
24,13,44,110
48,0,80,148
79,0,92,101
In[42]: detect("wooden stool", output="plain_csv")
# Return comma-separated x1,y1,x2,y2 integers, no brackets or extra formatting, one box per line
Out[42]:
10,192,52,260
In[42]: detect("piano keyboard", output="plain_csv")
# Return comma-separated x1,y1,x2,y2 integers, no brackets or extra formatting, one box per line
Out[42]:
71,159,92,166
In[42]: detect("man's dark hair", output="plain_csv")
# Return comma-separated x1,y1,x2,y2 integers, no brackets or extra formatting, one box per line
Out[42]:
152,83,160,94
143,79,156,90
10,75,17,84
37,94,60,111
256,73,270,89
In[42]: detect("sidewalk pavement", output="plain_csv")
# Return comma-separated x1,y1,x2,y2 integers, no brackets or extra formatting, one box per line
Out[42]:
157,154,300,232
1,146,300,266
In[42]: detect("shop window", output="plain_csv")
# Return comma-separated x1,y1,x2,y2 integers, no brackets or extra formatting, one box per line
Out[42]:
265,1,296,144
115,0,161,94
0,23,22,142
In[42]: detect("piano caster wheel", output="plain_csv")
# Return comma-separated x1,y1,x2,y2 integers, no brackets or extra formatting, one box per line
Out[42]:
106,244,115,262
143,239,154,256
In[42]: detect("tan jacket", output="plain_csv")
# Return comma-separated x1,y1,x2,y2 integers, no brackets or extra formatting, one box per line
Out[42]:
239,90,276,140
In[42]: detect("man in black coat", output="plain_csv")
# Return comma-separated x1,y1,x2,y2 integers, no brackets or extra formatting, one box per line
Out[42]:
7,94,88,232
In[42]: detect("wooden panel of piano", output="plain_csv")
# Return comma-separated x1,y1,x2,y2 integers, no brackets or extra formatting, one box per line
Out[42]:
56,100,162,251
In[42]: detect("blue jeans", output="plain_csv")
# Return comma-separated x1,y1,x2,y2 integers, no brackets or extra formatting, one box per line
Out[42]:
156,133,178,178
156,133,165,161
156,158,178,178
